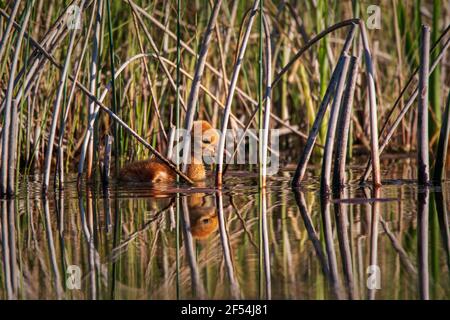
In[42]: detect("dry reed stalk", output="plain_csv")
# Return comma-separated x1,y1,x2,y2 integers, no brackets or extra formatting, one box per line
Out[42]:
102,135,113,187
43,1,85,194
215,0,260,186
87,0,103,180
1,3,33,196
433,92,450,182
166,125,176,159
378,24,450,145
290,25,356,187
181,0,222,173
359,21,381,187
333,56,358,190
261,15,272,187
418,25,431,185
320,54,350,194
7,98,18,195
0,0,20,69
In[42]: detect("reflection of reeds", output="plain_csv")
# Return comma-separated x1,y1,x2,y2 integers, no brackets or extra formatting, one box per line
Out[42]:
417,187,430,299
2,160,450,299
181,197,206,298
216,190,241,298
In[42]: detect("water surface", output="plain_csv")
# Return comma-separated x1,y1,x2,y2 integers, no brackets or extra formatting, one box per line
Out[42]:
1,160,449,300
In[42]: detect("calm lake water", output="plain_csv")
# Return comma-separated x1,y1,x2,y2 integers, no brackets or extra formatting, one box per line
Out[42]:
1,159,449,300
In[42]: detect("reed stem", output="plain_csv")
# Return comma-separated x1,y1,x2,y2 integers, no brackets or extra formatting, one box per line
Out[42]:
320,54,350,194
43,1,82,194
291,57,344,187
1,3,33,196
0,0,20,77
359,21,381,187
418,25,431,185
106,0,119,174
215,0,260,187
433,92,450,182
102,135,113,187
261,14,272,187
291,27,355,187
87,0,103,180
333,56,358,190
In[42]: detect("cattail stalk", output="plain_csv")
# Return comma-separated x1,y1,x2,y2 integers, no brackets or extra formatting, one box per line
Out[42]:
320,54,350,194
102,135,113,187
106,0,119,173
333,56,358,190
433,92,450,182
418,25,431,185
261,15,272,187
359,21,381,187
87,0,103,180
429,0,442,144
291,26,356,187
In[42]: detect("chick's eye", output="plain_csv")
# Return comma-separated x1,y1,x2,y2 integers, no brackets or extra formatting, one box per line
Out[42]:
202,138,211,144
